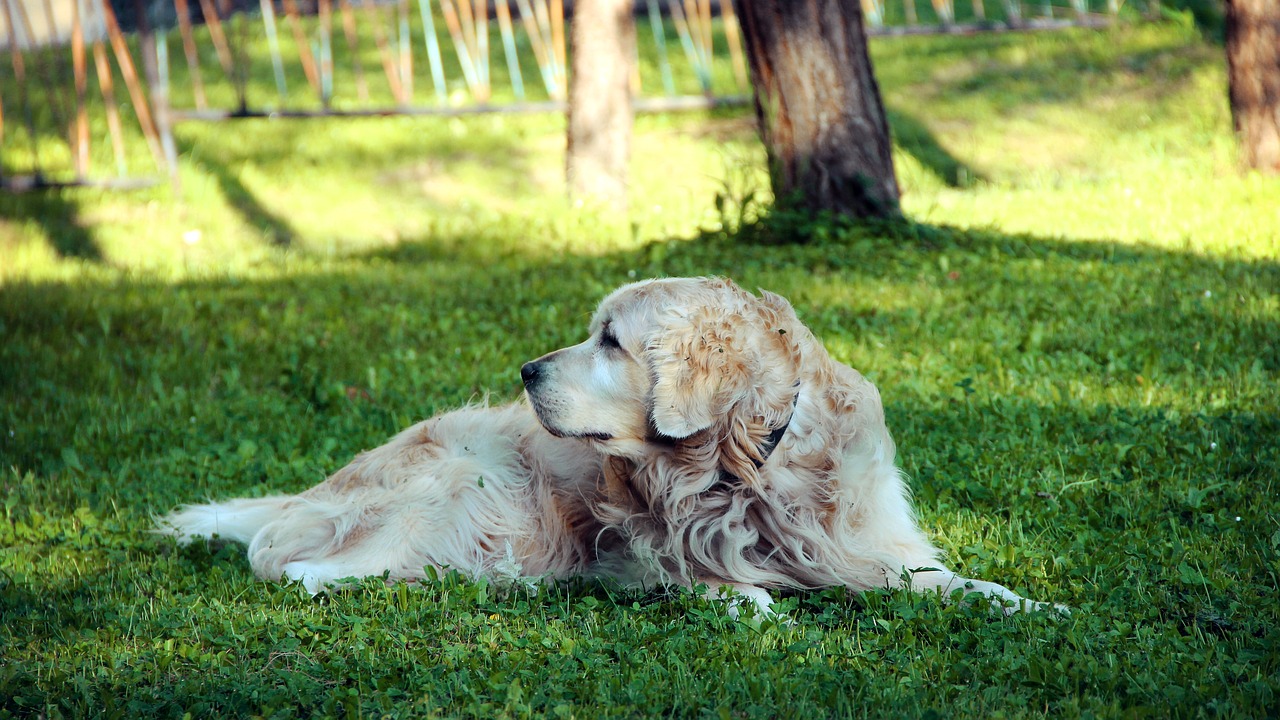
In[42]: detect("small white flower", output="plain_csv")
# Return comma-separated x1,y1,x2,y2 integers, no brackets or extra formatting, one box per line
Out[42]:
183,230,202,246
1235,516,1242,522
628,269,637,278
1210,442,1218,451
189,417,196,423
1203,290,1212,298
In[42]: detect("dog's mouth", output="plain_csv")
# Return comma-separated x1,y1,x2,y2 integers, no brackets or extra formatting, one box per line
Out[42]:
539,420,613,443
568,430,614,442
526,392,613,442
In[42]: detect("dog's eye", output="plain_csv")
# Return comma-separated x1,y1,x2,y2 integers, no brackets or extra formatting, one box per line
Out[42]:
599,330,622,350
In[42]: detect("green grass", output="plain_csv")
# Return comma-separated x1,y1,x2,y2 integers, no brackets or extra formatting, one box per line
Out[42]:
3,17,1279,719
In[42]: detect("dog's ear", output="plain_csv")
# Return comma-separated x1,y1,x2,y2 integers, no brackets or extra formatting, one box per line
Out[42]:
714,294,804,485
647,310,749,439
647,291,803,484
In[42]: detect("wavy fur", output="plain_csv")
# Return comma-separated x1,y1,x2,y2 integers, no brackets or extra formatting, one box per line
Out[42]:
159,277,1058,614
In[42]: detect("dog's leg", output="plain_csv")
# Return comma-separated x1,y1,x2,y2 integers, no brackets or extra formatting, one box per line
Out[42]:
695,579,782,624
903,567,1066,615
246,501,431,594
280,558,364,595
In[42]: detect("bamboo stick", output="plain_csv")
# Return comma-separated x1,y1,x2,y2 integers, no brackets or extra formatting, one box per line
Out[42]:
644,0,675,96
439,0,480,93
1,175,159,191
196,0,235,76
92,39,127,174
281,0,322,94
365,0,408,103
529,0,554,69
260,0,289,99
1,0,38,169
452,0,482,97
680,0,702,67
455,0,477,66
9,0,33,45
171,94,752,121
320,0,334,106
20,0,73,154
696,0,712,70
416,0,447,103
931,0,954,23
72,0,90,176
668,0,708,93
495,0,524,100
338,0,370,102
473,0,489,99
719,0,748,90
1004,0,1021,23
513,0,557,97
174,0,207,108
150,25,180,186
549,0,565,90
40,0,76,152
862,0,879,26
398,0,412,100
219,0,250,111
99,0,166,168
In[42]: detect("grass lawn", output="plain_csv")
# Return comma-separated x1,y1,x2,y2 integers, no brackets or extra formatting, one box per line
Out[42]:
2,13,1279,719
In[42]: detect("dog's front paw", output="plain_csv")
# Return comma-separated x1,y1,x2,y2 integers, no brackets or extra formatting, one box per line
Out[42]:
700,582,792,627
282,561,336,596
1000,598,1071,617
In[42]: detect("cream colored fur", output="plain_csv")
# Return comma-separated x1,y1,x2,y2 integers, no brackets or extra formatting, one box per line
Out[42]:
159,277,1059,615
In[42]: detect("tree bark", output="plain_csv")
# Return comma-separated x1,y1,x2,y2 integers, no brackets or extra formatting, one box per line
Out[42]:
1225,0,1280,174
565,0,635,211
737,0,900,219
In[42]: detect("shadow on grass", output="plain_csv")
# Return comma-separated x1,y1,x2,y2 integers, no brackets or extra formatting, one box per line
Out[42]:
171,117,541,250
871,24,1217,117
3,214,1276,482
887,108,985,187
180,138,295,249
2,217,1278,720
0,184,104,262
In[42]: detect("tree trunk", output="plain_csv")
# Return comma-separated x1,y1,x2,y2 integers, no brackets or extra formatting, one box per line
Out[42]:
1225,0,1280,174
565,0,635,211
737,0,900,219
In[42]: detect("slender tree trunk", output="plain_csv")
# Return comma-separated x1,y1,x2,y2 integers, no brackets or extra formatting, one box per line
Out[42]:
737,0,900,219
566,0,635,211
1225,0,1280,174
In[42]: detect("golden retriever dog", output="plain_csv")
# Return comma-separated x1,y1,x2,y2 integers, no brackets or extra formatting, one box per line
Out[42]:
160,277,1057,616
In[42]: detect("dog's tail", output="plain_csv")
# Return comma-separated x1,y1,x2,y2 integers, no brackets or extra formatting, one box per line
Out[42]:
155,496,293,545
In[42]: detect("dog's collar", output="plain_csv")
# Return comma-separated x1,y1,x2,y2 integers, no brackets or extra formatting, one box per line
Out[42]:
753,384,801,470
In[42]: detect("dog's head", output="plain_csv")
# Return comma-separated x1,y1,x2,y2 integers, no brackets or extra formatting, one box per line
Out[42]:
522,277,805,479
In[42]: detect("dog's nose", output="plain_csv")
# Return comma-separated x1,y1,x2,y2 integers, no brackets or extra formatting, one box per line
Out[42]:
520,361,542,388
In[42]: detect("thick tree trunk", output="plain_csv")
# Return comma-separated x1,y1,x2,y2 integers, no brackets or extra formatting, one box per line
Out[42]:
565,0,635,211
737,0,900,219
1225,0,1280,174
